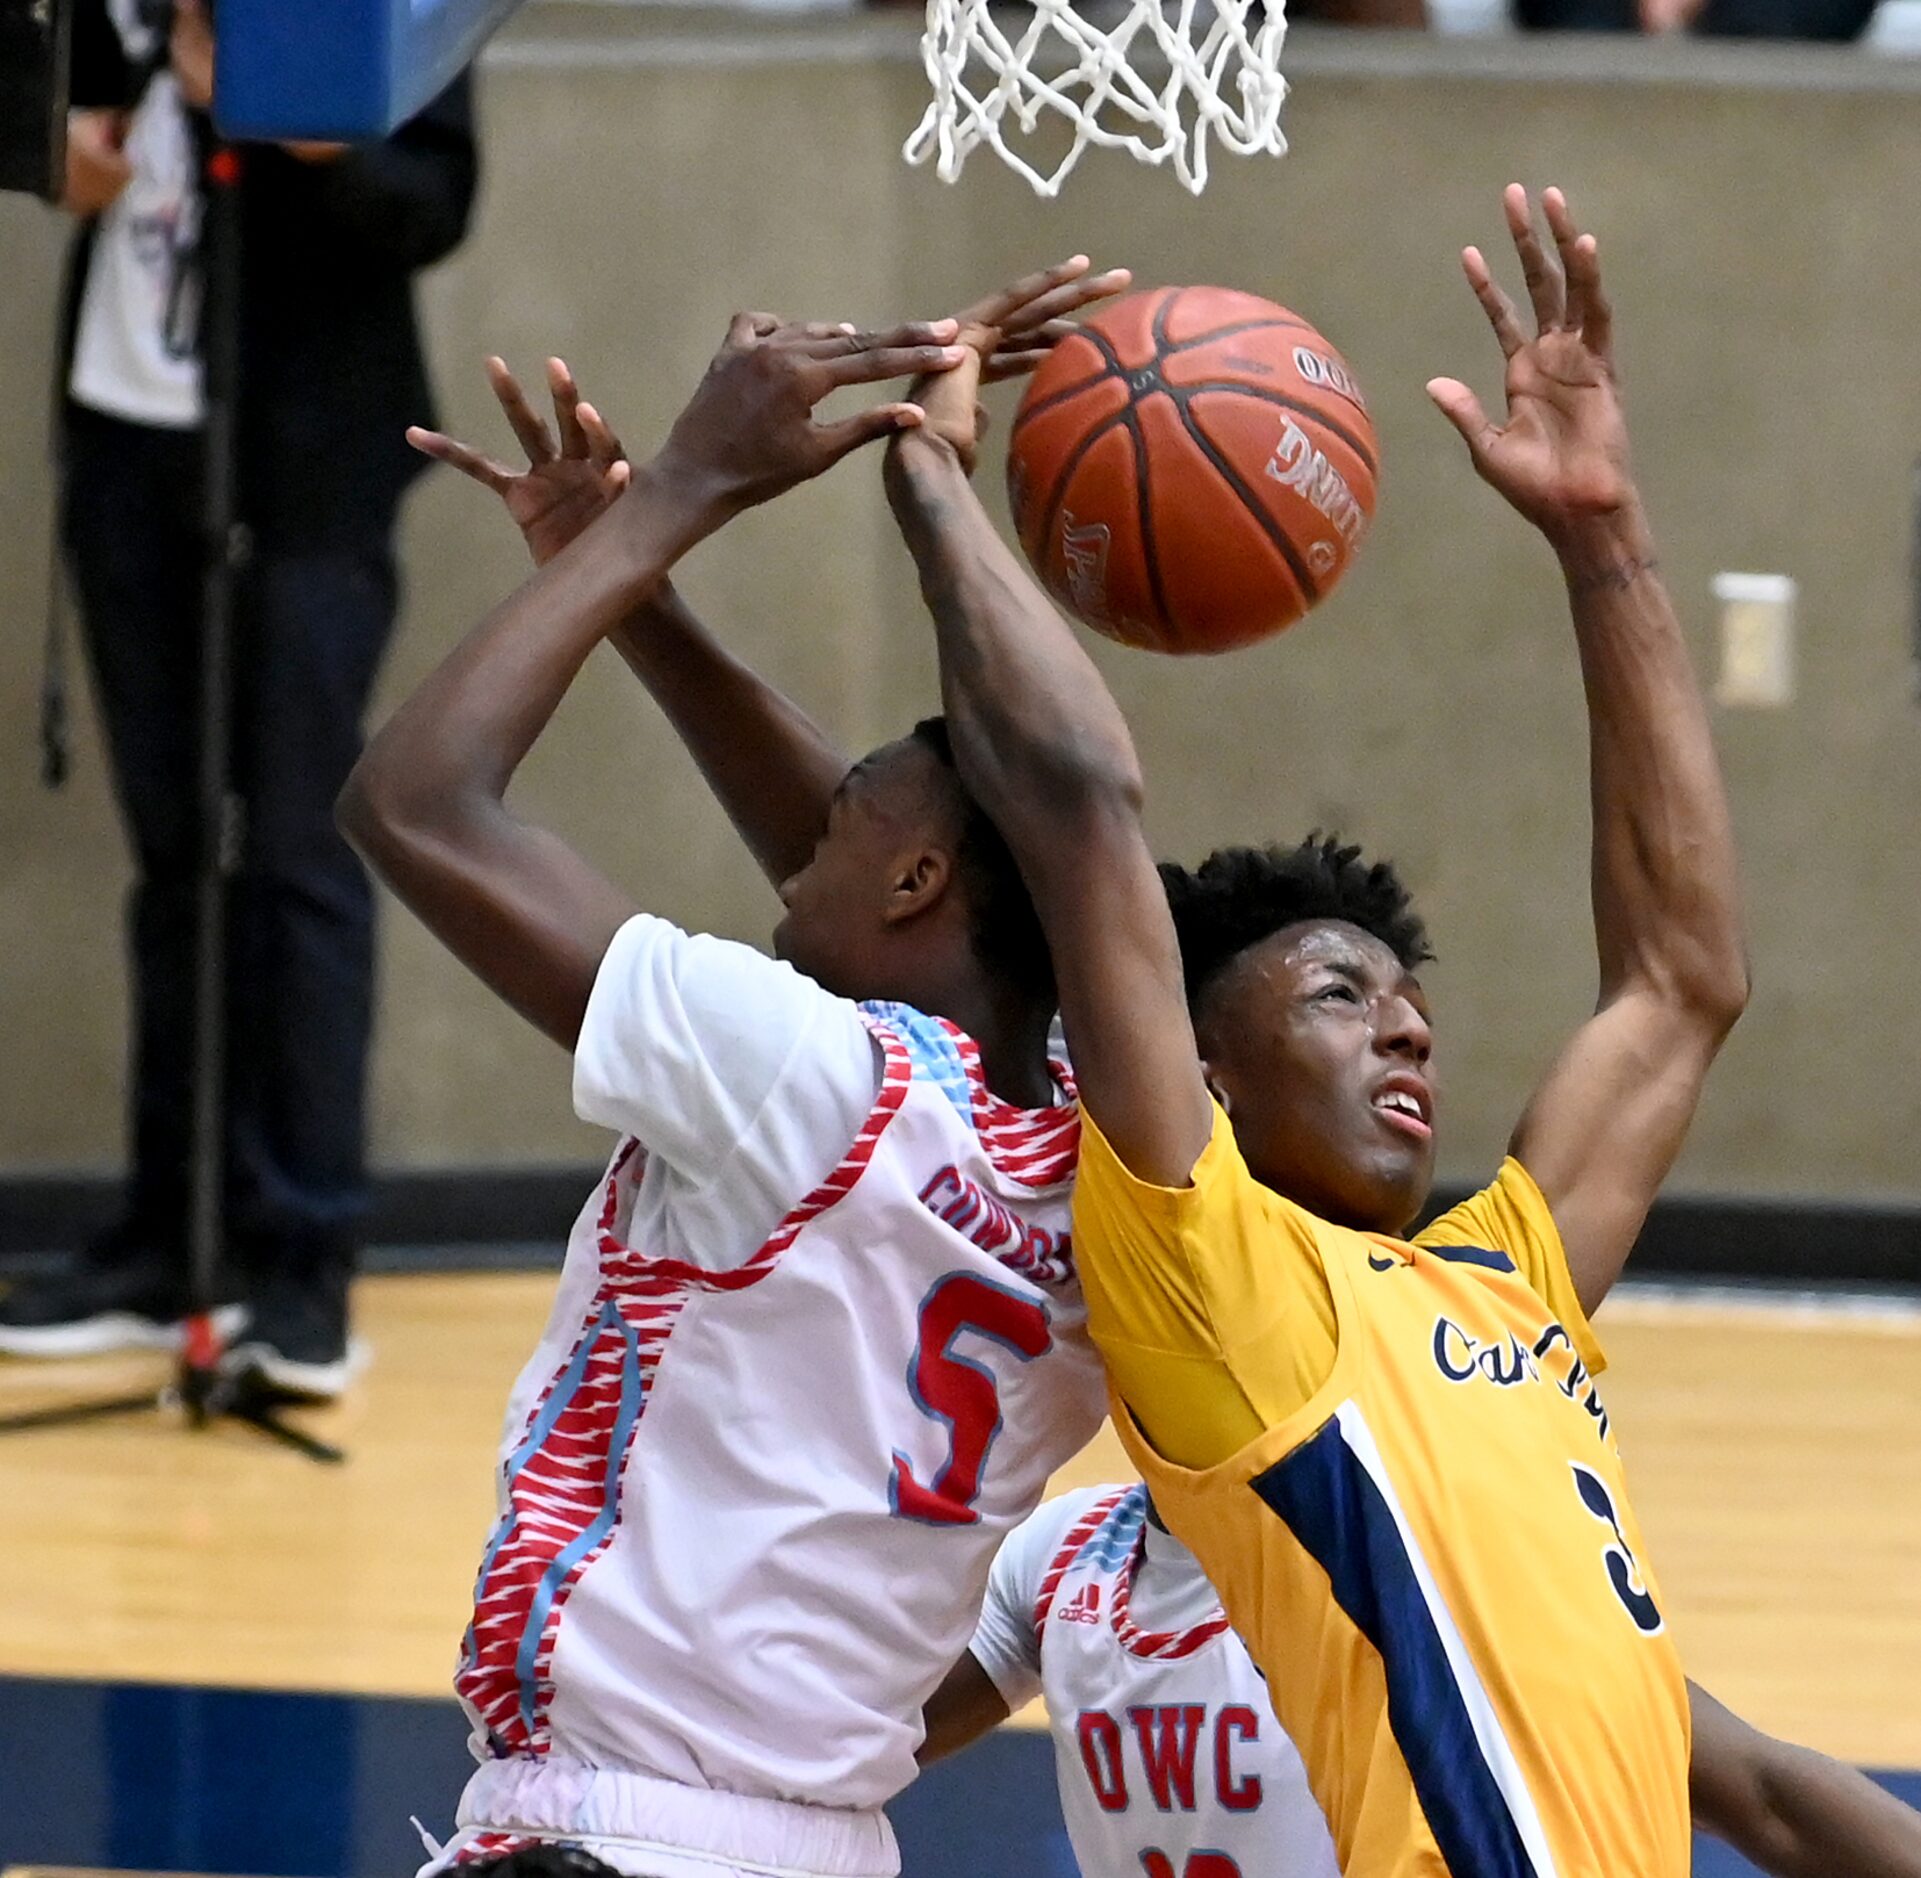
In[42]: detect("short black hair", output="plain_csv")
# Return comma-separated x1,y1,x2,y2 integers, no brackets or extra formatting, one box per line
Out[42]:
911,716,1056,1006
1160,835,1431,1012
458,1848,621,1878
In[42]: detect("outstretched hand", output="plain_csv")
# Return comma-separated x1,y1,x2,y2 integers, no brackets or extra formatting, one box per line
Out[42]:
911,255,1133,473
409,357,630,567
1428,186,1636,546
656,316,970,515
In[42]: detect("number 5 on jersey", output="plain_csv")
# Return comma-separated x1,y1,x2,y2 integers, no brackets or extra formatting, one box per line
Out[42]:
891,1273,1053,1525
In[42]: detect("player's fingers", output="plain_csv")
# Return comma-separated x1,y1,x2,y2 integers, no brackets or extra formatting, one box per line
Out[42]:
815,402,926,461
607,459,633,493
1578,243,1614,362
1503,183,1565,331
980,324,1074,381
1461,247,1526,360
970,254,1093,328
999,266,1132,337
487,356,557,464
1553,216,1611,363
981,351,1045,384
547,358,591,460
406,426,515,494
727,310,784,348
1425,377,1500,464
1540,189,1591,337
798,319,961,360
818,342,971,387
576,400,627,474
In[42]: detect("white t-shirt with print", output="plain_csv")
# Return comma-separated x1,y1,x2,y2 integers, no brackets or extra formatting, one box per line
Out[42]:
69,0,204,429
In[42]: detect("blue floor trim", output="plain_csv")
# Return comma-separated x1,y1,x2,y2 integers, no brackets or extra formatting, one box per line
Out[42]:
1,1675,1914,1877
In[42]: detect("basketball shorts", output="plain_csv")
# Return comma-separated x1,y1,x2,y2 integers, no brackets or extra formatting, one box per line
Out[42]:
417,1754,900,1878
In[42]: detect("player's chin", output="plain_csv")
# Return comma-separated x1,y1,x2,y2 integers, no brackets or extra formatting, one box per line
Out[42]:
1358,1136,1435,1235
772,915,849,998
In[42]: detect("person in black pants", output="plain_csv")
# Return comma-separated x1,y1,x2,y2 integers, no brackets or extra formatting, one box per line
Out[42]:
0,0,478,1397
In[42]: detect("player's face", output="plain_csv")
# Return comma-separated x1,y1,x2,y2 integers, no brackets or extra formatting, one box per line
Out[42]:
772,738,958,999
1198,919,1436,1236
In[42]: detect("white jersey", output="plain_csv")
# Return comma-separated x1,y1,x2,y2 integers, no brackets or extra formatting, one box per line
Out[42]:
447,916,1106,1875
970,1486,1339,1878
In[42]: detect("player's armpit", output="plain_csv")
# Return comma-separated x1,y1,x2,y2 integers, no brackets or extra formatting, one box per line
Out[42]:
1074,1102,1336,1470
1507,986,1725,1318
1688,1681,1921,1877
917,1653,1011,1766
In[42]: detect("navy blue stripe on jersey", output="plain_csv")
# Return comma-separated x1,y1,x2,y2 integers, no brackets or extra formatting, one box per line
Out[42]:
1250,1419,1540,1878
1421,1244,1517,1273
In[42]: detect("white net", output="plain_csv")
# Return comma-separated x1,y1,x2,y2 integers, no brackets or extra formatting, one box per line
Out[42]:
904,0,1288,197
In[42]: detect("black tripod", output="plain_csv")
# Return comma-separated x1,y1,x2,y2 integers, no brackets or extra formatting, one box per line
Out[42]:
0,138,343,1465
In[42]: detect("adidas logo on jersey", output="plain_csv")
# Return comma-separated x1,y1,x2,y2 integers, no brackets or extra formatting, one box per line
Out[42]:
1060,1581,1104,1625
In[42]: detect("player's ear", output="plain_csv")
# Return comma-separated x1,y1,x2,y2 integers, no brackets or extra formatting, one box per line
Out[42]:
883,844,954,925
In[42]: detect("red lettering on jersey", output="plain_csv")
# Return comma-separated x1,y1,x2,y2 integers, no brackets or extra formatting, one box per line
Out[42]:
1128,1704,1205,1812
1140,1854,1243,1878
1214,1705,1262,1811
1079,1710,1129,1811
917,1165,1068,1272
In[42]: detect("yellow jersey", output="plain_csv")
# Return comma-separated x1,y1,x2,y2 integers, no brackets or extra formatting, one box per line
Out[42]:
1072,1101,1690,1878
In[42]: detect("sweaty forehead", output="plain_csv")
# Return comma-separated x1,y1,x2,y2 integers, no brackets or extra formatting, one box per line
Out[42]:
1213,919,1416,1003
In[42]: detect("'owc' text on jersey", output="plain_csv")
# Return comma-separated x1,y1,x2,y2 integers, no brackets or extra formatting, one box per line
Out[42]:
1077,1704,1267,1816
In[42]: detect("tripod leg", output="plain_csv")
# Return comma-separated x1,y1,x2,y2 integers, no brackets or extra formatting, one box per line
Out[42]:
0,1390,169,1435
225,1397,347,1464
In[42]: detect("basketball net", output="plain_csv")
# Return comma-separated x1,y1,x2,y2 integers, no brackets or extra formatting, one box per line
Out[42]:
904,0,1288,197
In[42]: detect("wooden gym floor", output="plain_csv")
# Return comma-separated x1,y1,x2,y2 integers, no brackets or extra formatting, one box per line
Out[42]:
1,1270,1917,1770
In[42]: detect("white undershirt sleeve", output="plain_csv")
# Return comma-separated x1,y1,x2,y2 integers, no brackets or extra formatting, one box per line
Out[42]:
967,1498,1068,1712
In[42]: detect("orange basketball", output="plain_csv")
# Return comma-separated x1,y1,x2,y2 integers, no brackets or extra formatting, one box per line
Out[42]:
1007,286,1379,653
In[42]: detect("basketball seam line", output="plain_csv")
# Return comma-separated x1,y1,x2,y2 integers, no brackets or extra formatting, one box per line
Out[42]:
1163,316,1316,354
1177,380,1379,480
1150,287,1184,357
1171,389,1321,607
1123,408,1174,648
1009,361,1117,436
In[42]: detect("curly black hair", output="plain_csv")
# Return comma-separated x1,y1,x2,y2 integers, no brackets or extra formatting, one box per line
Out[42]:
910,717,1057,1007
1159,835,1431,1013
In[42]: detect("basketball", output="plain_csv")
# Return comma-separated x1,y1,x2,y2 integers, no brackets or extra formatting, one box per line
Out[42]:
1006,287,1379,654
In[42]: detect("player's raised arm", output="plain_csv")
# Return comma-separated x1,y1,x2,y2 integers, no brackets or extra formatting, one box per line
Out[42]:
1688,1682,1921,1876
342,315,965,1048
1429,187,1749,1315
411,353,853,889
881,260,1216,1189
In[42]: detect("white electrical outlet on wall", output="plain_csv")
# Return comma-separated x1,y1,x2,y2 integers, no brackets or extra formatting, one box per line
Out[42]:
1713,572,1797,709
